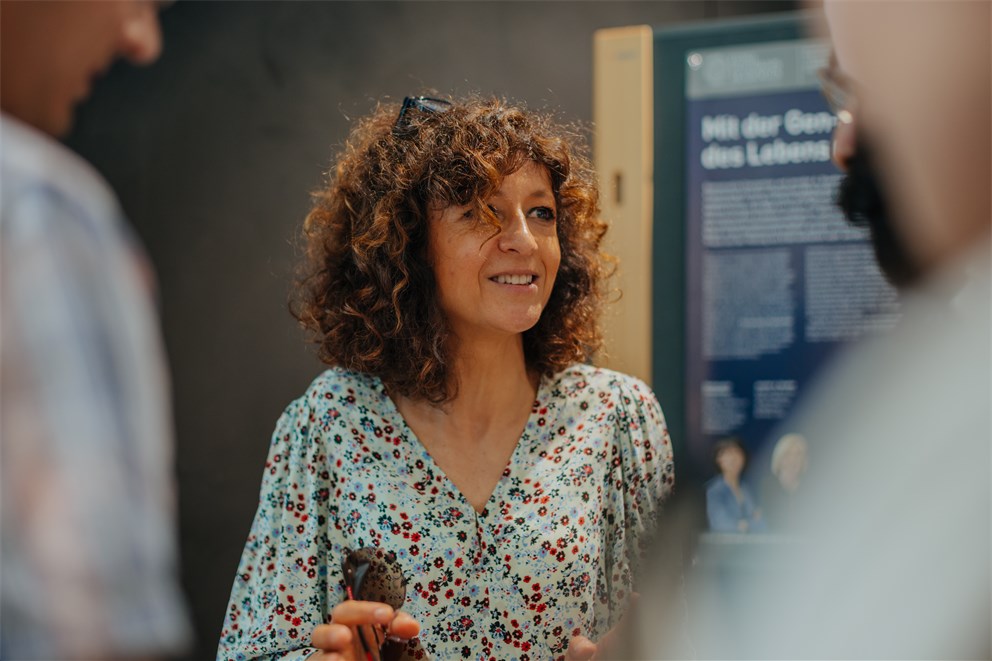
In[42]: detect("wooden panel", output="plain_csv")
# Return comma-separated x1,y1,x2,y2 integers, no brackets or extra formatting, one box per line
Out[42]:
593,26,654,384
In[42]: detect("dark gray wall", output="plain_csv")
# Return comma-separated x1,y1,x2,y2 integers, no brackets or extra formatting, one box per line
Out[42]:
66,2,793,658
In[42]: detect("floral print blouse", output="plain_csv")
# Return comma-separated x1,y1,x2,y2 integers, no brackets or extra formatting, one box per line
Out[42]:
218,364,674,661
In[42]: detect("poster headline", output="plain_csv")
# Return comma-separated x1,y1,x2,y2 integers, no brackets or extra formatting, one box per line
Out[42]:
699,109,835,169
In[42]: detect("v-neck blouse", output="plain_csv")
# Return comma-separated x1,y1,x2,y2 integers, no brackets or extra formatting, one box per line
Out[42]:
218,364,674,661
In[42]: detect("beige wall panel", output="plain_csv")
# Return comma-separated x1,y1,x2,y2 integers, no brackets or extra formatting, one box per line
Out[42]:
593,26,654,384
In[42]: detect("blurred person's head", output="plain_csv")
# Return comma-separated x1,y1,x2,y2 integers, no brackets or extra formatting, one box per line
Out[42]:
821,55,924,289
293,95,607,404
835,130,924,289
713,437,747,482
822,0,991,277
0,0,164,137
771,433,808,493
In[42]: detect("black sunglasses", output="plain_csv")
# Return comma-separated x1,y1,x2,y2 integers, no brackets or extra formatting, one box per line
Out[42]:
393,96,453,136
341,547,423,661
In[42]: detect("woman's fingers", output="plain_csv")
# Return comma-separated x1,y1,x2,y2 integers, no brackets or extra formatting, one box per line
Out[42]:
386,610,421,640
311,622,355,651
565,634,598,661
312,602,422,660
330,599,396,627
563,594,640,661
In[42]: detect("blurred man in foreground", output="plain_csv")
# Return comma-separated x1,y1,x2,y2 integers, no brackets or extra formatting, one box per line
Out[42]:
1,1,191,658
638,1,990,657
821,52,924,291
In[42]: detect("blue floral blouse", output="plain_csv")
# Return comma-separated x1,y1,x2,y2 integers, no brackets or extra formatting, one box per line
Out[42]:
218,364,674,661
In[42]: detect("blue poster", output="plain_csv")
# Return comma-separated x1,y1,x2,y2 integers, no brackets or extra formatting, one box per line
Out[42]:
682,40,900,468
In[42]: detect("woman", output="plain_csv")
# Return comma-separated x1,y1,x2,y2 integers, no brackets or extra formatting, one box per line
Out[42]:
218,96,674,661
705,437,765,534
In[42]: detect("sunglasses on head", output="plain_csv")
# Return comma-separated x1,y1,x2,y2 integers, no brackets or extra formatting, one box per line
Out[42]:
392,96,453,137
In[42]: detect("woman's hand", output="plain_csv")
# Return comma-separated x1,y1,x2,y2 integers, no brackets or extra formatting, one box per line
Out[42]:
566,628,624,661
565,593,639,660
309,600,421,661
565,633,601,661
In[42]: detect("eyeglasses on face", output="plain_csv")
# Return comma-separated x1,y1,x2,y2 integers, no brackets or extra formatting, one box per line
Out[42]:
816,65,855,124
341,546,424,660
393,96,453,136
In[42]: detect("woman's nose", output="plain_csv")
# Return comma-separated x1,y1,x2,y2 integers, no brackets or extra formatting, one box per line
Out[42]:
497,211,538,254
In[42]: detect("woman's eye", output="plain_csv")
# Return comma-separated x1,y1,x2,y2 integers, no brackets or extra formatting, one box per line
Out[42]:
531,206,557,221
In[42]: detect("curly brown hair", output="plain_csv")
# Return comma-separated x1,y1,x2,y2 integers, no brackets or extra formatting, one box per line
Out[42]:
292,95,610,403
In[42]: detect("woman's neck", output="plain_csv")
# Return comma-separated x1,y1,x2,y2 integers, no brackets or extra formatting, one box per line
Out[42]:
396,332,537,440
446,335,535,427
391,334,538,513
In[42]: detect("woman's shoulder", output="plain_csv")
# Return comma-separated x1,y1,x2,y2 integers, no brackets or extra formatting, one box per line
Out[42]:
304,366,380,395
549,363,655,397
270,368,393,457
284,367,385,417
545,364,669,445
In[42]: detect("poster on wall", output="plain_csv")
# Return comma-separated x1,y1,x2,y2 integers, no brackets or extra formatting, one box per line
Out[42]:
682,38,900,466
